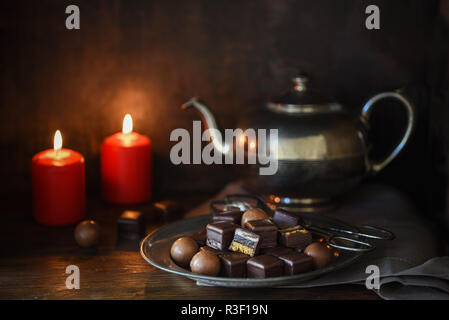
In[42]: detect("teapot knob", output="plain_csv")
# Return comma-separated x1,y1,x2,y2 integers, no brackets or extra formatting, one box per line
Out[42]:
291,74,310,92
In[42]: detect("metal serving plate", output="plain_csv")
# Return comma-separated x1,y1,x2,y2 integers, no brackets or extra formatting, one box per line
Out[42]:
140,213,364,288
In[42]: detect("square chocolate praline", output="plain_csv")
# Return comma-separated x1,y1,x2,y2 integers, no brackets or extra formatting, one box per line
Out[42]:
260,246,293,257
272,209,302,229
277,252,314,275
245,219,278,248
187,229,207,246
213,210,243,225
247,255,284,278
117,210,145,240
219,252,250,278
206,221,237,251
279,226,312,250
229,228,261,257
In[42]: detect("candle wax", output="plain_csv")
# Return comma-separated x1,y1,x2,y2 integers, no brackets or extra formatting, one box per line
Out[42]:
32,148,85,226
101,132,152,204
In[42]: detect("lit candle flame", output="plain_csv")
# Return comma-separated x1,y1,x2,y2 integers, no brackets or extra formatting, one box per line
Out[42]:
122,114,133,134
54,130,62,152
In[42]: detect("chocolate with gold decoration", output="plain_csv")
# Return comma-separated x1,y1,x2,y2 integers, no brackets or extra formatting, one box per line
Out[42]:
279,226,312,249
229,228,261,257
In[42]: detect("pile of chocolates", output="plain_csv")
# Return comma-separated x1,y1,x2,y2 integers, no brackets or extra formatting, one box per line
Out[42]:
169,207,338,278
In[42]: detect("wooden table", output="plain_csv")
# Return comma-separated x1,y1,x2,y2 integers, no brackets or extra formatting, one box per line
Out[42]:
0,193,379,300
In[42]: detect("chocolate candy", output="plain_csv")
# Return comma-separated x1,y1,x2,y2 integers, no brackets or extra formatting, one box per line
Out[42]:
229,228,261,257
247,255,284,278
74,220,101,247
245,219,278,248
241,208,269,227
188,229,207,246
200,245,224,255
304,242,334,268
261,246,293,257
152,200,185,223
206,221,237,251
219,252,250,278
170,237,199,267
213,210,243,225
279,226,312,249
117,210,145,240
277,252,314,275
190,251,221,276
272,209,302,229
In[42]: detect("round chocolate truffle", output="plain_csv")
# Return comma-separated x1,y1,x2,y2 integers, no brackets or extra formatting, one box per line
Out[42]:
304,242,334,268
190,251,220,276
241,208,269,227
170,237,199,267
74,220,101,248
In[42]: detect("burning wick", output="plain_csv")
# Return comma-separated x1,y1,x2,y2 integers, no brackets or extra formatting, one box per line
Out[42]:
122,114,133,134
54,130,62,157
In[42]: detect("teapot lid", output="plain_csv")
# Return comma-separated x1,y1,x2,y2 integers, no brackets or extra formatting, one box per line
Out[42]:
267,74,342,114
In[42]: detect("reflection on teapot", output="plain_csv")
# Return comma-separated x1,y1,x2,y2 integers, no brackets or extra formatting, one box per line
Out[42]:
182,74,415,212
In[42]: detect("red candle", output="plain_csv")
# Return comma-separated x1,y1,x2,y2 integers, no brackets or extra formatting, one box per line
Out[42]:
32,130,86,226
101,114,152,204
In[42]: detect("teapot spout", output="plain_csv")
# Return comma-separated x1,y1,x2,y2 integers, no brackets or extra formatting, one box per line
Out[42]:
181,97,228,154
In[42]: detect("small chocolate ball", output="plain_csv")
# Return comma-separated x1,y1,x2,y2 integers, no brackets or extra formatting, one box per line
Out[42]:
170,237,199,267
190,251,221,276
304,242,334,269
74,220,100,247
241,208,269,227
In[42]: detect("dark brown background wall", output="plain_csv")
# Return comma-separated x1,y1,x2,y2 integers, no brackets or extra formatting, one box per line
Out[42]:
1,1,449,219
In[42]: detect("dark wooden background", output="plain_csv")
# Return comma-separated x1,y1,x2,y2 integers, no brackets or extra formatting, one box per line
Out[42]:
1,0,449,226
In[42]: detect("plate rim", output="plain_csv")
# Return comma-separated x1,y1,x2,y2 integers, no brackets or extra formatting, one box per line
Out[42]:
140,214,365,286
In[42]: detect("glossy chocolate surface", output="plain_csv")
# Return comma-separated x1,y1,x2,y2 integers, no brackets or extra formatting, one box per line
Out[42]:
272,209,302,229
117,210,145,240
74,220,101,248
213,211,243,224
219,252,250,278
170,237,199,267
277,252,314,275
245,219,278,248
206,221,237,251
188,229,207,246
260,246,293,257
304,242,334,268
190,251,221,276
152,200,185,223
241,208,269,227
279,226,312,249
247,255,284,278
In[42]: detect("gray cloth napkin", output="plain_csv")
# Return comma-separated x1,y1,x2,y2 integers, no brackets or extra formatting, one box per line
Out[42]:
186,182,449,300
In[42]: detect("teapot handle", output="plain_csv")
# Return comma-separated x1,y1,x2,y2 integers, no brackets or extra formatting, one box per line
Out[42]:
360,90,415,174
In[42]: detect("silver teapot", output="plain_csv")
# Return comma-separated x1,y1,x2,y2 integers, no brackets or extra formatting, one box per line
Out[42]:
182,74,415,211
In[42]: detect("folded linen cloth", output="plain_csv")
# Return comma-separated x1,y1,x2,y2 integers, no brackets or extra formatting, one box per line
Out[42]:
186,182,449,300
